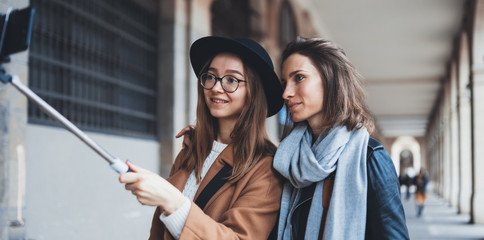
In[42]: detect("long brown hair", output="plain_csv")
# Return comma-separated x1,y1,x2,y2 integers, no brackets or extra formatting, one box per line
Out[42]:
178,53,276,182
281,37,374,138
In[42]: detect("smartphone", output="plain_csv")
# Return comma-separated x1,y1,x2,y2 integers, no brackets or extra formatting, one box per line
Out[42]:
0,6,35,58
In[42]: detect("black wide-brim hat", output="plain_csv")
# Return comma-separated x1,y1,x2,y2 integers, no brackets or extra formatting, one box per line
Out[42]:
190,36,283,117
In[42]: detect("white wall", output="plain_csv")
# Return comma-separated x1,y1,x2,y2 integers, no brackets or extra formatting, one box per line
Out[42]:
24,124,159,240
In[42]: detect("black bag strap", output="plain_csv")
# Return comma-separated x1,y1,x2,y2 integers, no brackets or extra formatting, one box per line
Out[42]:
194,164,233,210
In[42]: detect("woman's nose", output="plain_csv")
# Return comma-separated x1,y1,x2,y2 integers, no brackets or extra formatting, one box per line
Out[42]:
282,85,294,100
211,79,224,93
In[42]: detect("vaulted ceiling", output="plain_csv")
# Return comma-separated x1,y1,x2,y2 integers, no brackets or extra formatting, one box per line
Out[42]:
299,0,464,137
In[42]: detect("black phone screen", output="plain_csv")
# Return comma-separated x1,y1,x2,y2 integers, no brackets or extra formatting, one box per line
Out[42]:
0,7,35,58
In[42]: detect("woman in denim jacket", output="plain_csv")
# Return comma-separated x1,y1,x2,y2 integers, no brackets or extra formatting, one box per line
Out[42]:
273,37,409,240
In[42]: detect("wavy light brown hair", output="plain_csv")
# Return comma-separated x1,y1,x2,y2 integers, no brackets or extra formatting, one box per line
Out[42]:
178,53,276,182
281,37,374,137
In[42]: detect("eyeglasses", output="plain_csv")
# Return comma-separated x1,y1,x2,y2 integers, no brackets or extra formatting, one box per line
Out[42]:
199,73,246,93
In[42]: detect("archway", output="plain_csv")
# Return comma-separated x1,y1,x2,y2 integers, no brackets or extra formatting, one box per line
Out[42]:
391,136,421,178
399,149,414,177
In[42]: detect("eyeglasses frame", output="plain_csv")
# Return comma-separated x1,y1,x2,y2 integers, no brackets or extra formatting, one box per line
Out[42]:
199,72,247,93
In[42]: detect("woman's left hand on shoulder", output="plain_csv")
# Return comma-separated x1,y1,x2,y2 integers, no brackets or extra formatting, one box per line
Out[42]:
119,162,186,215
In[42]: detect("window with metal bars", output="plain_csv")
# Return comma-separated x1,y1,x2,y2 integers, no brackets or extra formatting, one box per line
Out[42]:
28,0,158,138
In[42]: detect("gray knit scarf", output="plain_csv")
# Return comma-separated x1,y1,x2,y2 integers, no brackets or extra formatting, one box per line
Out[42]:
273,124,369,240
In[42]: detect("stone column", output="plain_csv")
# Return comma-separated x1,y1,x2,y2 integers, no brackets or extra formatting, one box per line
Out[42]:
471,66,484,224
471,0,484,224
0,1,29,238
439,119,444,195
443,80,452,202
450,62,460,207
157,0,177,177
458,32,472,215
0,62,9,240
427,122,441,194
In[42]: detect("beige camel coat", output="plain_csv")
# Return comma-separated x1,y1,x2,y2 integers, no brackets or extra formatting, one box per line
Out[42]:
149,144,283,240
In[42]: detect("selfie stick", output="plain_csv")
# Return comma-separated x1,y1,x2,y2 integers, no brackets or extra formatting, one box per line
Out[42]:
8,76,132,173
0,8,131,174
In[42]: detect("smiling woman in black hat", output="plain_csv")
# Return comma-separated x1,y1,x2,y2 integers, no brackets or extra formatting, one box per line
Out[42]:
119,36,284,240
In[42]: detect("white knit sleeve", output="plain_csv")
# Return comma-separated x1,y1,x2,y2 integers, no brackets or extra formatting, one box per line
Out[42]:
159,197,191,239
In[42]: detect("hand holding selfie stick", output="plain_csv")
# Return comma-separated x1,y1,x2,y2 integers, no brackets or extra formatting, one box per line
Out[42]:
0,7,133,174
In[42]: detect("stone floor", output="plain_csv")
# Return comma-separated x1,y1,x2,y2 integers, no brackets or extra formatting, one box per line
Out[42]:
403,190,484,240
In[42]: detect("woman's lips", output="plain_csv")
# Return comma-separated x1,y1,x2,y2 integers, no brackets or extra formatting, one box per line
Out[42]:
287,102,300,111
211,97,229,104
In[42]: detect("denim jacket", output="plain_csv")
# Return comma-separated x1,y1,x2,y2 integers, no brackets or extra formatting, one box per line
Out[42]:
365,138,409,239
288,138,409,240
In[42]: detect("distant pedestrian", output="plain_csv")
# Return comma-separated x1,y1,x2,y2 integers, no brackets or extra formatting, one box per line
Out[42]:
414,168,429,217
403,166,416,200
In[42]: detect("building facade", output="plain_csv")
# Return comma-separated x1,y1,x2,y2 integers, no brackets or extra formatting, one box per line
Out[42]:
1,0,484,239
0,0,317,238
